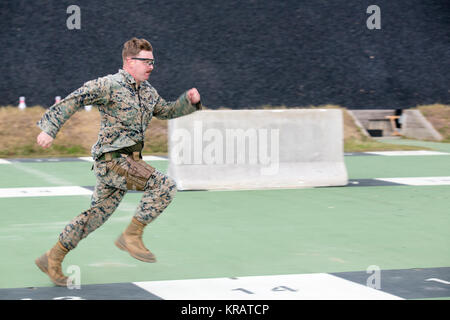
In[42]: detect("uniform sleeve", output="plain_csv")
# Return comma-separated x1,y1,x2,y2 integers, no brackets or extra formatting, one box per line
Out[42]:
36,77,111,138
152,91,202,120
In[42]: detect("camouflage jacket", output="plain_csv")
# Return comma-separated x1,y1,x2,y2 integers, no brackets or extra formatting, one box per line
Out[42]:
37,69,201,160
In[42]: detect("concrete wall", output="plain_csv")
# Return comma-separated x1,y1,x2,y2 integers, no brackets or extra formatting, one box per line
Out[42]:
346,111,370,137
401,110,443,141
167,109,348,190
350,109,443,140
350,110,398,136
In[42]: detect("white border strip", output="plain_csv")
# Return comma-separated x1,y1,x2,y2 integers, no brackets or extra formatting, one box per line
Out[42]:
0,159,11,164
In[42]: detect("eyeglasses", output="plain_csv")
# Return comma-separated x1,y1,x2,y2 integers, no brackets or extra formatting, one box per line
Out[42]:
131,57,155,66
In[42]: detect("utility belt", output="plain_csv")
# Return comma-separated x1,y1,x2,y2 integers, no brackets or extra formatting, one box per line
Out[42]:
98,151,139,161
98,141,144,161
97,142,156,191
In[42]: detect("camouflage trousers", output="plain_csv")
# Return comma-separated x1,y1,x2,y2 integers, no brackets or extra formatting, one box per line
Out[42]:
59,157,177,250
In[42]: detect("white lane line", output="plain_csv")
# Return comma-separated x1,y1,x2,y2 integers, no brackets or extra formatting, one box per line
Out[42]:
9,162,73,185
365,150,449,156
29,153,450,172
375,176,450,186
1,151,448,164
0,176,449,198
133,273,402,300
0,186,93,198
87,262,137,268
78,157,94,162
142,155,167,161
6,221,69,231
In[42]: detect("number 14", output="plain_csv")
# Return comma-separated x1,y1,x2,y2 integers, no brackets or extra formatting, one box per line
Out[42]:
232,286,298,295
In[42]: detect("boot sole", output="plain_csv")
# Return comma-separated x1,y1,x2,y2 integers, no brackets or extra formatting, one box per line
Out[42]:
115,235,156,263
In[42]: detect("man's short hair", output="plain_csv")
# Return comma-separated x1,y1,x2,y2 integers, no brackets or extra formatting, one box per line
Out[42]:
122,37,153,61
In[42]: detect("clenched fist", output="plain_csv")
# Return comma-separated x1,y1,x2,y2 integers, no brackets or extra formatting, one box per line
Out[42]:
187,88,201,104
37,131,54,148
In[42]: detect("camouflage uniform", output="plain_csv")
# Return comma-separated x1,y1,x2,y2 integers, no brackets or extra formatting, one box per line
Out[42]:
37,69,200,250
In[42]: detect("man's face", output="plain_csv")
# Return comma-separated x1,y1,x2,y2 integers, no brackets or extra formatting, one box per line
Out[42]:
127,50,154,83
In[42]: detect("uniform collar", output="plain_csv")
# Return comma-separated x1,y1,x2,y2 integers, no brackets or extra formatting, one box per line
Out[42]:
119,69,137,85
118,69,149,88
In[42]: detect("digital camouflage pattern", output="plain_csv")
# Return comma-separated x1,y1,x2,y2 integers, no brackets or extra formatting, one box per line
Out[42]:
37,69,199,160
37,69,197,250
59,158,177,250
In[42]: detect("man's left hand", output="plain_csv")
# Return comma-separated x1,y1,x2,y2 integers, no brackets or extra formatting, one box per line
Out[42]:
187,88,201,104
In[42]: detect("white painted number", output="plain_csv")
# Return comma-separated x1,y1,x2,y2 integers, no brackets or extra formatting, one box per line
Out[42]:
233,286,298,294
425,278,450,285
232,288,254,295
53,296,85,300
272,286,298,292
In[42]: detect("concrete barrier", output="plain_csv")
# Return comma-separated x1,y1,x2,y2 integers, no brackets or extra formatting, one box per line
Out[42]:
167,109,348,190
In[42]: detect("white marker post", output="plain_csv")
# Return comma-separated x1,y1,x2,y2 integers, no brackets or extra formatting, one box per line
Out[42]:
18,96,26,110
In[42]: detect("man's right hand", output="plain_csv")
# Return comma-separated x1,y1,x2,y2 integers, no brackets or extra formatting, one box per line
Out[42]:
37,131,54,148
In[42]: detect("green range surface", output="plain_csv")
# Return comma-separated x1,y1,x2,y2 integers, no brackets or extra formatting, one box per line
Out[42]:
0,145,449,294
377,138,450,153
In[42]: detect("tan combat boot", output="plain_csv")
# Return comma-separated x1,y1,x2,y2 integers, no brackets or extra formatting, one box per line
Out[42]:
35,241,70,287
115,217,156,263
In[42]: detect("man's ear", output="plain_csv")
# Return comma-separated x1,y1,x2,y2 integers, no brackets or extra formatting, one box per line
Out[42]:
123,57,132,67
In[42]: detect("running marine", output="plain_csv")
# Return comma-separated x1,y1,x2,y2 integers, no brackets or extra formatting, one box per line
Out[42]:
35,37,202,286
